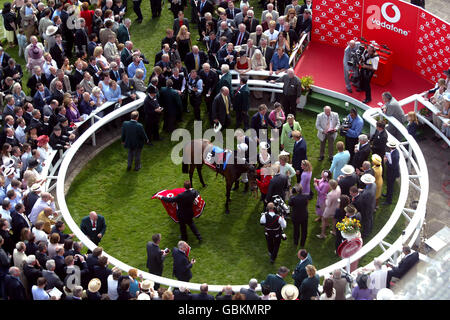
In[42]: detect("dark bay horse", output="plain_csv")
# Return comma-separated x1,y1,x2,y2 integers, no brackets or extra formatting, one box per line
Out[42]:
182,139,257,214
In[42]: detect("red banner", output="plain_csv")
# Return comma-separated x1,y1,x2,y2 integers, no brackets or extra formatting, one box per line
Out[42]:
311,0,450,84
152,188,206,223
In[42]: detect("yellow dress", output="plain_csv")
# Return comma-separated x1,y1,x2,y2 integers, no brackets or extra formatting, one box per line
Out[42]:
373,165,383,199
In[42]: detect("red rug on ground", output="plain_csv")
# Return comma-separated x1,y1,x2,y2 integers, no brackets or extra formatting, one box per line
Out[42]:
294,42,433,112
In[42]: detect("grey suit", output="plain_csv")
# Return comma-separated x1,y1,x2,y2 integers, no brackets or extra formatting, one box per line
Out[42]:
316,111,340,158
239,287,261,300
359,183,377,238
261,10,279,23
384,97,405,141
42,270,64,291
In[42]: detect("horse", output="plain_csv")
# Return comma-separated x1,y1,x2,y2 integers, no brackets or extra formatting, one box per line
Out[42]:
181,139,257,214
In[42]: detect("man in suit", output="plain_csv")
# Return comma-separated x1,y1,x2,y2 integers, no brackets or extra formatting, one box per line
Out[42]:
33,83,52,113
249,25,269,48
185,46,209,73
23,255,43,295
217,42,237,69
49,34,65,69
381,92,405,141
87,56,102,86
261,3,279,23
5,267,27,300
161,181,203,242
250,104,276,141
191,283,215,300
265,165,289,204
212,86,232,130
260,202,287,263
121,111,148,171
383,141,400,205
258,38,274,69
288,184,309,247
292,130,308,183
159,79,183,131
233,76,250,131
198,63,218,124
239,279,261,300
146,233,169,290
244,10,259,33
292,249,312,289
80,211,107,245
359,174,377,238
370,121,388,158
173,10,190,35
99,20,116,47
216,21,234,43
226,1,241,20
273,68,302,117
172,241,195,282
143,85,162,144
338,165,358,196
352,134,371,171
71,61,86,90
234,4,249,26
0,47,12,69
295,9,312,35
299,0,313,14
74,18,89,55
117,18,131,44
11,204,32,243
386,246,419,288
316,106,340,162
42,259,64,292
27,66,48,97
232,23,249,47
285,0,302,15
197,0,214,18
260,266,290,300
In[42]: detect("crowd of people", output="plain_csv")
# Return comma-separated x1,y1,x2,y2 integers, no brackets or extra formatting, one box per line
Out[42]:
0,0,430,301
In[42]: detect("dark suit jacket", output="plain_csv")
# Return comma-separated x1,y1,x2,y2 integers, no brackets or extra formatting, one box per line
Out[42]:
172,247,193,282
266,174,289,202
162,188,199,222
80,215,107,243
217,48,237,69
300,275,320,300
226,7,241,19
292,139,308,170
86,63,101,85
173,18,190,35
352,143,371,170
292,253,313,288
250,112,276,133
146,242,164,275
71,69,85,88
117,23,130,44
0,52,11,68
27,74,48,97
173,288,192,300
109,68,125,82
288,193,309,223
198,69,219,95
261,274,286,300
197,0,214,16
244,18,259,33
121,120,148,149
23,264,43,291
215,71,233,94
42,270,64,292
184,51,209,73
119,78,136,97
74,28,89,53
92,265,112,294
211,92,232,125
390,252,419,278
386,149,400,179
338,174,358,196
295,15,312,34
5,275,27,300
49,43,65,69
257,46,275,69
159,86,182,116
232,30,249,46
10,212,31,242
239,288,261,300
191,292,215,300
54,255,66,280
3,64,23,80
232,83,250,112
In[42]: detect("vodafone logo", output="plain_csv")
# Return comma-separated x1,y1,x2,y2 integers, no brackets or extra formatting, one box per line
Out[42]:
381,3,401,23
315,17,320,22
321,36,326,40
340,34,346,39
334,27,339,32
314,28,320,33
341,10,347,16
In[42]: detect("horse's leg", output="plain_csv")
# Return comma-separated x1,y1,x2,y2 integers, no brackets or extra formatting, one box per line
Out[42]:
196,164,206,187
189,164,195,188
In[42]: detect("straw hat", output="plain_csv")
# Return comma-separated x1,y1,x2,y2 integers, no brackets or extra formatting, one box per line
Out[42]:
88,278,101,293
360,174,376,184
3,158,15,168
372,154,382,165
281,284,299,300
386,140,398,148
137,293,151,300
30,183,42,192
141,279,154,291
279,150,290,157
45,25,58,37
341,164,355,175
3,167,15,176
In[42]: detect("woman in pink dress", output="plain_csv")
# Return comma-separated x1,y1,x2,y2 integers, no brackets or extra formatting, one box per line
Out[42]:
269,102,286,129
314,170,331,222
317,179,341,239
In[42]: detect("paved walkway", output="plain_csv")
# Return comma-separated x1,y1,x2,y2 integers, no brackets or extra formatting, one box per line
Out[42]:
425,0,450,22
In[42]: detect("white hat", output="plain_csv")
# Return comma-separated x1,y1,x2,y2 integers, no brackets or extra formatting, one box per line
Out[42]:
45,25,58,37
386,140,398,148
30,184,41,192
88,278,101,293
141,280,154,291
3,167,15,176
3,158,15,168
361,173,376,184
377,288,395,300
341,164,355,175
237,143,248,152
259,142,269,150
279,150,290,157
137,293,151,300
213,121,222,133
281,284,299,300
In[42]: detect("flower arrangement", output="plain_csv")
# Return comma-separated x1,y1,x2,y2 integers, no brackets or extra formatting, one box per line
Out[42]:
336,217,361,234
300,75,314,95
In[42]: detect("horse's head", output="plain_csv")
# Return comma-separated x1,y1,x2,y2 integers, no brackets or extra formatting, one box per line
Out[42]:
246,164,258,192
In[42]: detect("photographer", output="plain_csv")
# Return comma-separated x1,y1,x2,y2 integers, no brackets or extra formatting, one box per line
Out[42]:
342,108,364,163
357,45,379,104
260,202,287,264
343,40,359,93
187,69,203,121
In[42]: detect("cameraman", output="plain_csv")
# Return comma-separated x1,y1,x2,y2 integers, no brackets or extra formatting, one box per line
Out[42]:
343,40,359,93
342,108,364,162
260,202,287,264
358,45,379,103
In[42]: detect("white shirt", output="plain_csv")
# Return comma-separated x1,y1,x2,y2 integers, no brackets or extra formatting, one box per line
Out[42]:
260,210,287,228
29,198,56,225
32,227,49,245
368,267,388,294
0,208,12,224
264,29,279,41
107,275,119,300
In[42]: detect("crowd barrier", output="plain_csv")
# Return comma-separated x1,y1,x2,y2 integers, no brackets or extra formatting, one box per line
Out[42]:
50,83,429,294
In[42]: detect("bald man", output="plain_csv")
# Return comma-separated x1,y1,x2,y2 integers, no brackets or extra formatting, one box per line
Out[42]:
80,211,107,245
343,40,359,93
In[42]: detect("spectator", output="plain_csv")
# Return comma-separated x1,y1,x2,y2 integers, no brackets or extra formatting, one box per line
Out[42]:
172,241,195,282
318,179,341,238
314,170,331,226
191,283,214,300
299,265,319,300
383,141,400,205
281,284,299,300
288,184,309,247
386,245,419,288
260,266,289,300
406,111,419,140
87,278,102,300
107,267,122,300
381,92,405,141
173,285,192,300
331,269,348,300
42,259,64,292
239,278,260,300
80,211,107,246
92,255,112,295
329,141,350,180
320,278,336,300
292,249,312,290
342,108,363,162
32,277,50,300
368,259,388,297
352,273,372,300
5,266,27,300
146,233,169,290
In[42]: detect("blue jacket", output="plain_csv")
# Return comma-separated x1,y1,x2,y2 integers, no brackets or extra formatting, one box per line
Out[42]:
346,114,364,138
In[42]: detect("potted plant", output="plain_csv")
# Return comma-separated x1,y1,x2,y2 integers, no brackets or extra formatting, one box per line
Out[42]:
336,217,362,240
298,75,314,109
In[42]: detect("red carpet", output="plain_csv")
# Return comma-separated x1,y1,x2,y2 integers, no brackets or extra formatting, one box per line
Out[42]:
294,42,433,112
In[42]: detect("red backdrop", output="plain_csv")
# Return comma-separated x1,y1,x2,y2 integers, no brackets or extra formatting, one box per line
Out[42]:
311,0,450,84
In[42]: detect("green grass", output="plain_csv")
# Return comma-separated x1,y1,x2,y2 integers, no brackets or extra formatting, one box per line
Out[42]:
1,2,404,284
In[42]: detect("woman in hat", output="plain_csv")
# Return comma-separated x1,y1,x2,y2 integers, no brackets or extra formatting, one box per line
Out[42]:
314,170,331,223
36,135,51,163
371,154,383,207
87,278,102,300
318,179,341,239
44,25,58,52
281,284,299,300
280,114,302,155
26,36,45,73
258,141,271,168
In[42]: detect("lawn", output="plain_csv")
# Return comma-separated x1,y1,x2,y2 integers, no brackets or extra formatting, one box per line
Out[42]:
0,1,405,285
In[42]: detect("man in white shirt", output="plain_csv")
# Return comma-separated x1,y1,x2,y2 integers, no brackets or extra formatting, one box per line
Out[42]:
358,45,379,103
316,106,340,161
29,192,56,225
260,202,287,263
